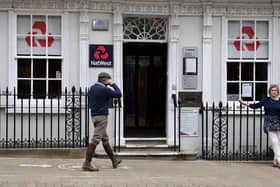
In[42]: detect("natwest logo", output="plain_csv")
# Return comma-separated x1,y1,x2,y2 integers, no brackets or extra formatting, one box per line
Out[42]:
93,46,109,61
25,21,54,47
89,44,113,67
233,26,260,51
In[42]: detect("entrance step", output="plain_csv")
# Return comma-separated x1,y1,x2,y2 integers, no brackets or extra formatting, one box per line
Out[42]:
121,137,173,151
125,137,167,146
104,137,198,160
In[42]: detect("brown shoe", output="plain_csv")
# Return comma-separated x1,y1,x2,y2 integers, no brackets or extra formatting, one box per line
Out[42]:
103,143,122,168
82,160,99,172
112,158,122,168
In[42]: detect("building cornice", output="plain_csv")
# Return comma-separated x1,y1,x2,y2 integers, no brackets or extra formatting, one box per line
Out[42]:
1,0,280,17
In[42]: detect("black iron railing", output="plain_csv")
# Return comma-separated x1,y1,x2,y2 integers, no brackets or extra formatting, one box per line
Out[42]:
172,94,181,152
0,86,122,149
201,102,273,160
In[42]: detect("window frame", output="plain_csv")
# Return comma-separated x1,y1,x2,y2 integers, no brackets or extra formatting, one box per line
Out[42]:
224,18,272,103
12,13,64,101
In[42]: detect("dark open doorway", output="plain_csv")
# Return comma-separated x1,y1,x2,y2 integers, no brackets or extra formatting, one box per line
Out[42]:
123,43,167,137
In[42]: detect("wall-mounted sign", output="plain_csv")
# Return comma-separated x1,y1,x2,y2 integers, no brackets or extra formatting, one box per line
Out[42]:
92,19,109,31
89,45,113,67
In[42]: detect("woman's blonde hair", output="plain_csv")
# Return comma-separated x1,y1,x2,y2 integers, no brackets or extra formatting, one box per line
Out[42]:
268,84,280,97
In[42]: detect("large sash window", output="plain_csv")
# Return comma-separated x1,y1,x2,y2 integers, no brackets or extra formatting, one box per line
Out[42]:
226,20,269,101
16,15,62,99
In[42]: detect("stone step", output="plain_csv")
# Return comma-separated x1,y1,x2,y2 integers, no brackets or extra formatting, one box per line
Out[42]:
0,148,197,160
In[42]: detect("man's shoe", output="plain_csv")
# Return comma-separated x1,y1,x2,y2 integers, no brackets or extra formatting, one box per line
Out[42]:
82,160,99,172
112,158,122,168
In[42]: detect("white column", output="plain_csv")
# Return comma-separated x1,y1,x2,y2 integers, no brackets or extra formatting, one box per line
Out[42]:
167,14,179,145
8,10,16,90
272,13,280,85
113,4,124,145
79,10,89,88
202,6,213,103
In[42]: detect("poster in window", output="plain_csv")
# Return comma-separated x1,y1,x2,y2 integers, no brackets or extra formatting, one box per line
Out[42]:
242,83,253,98
89,45,113,67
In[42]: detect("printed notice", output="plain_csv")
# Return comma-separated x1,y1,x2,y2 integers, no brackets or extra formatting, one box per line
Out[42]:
185,58,197,74
242,83,252,98
180,109,199,136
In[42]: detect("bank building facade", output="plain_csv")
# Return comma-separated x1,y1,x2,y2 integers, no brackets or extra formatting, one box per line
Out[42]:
0,0,279,159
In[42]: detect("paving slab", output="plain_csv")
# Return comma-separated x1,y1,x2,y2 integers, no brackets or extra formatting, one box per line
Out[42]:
0,157,279,187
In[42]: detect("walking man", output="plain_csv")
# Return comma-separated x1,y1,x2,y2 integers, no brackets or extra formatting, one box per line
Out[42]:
82,72,122,171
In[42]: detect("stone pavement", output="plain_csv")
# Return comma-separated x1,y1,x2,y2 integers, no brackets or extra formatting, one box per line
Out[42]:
0,157,280,187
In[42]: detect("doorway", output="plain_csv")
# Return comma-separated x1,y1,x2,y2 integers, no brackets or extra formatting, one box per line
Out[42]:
123,43,167,137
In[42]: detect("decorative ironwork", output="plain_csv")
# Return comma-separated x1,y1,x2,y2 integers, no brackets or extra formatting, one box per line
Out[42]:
213,111,227,152
65,87,81,146
123,17,167,41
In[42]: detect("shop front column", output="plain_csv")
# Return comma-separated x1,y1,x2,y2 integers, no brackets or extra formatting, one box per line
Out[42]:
202,6,213,103
167,14,179,145
79,10,89,88
272,11,280,85
113,5,124,145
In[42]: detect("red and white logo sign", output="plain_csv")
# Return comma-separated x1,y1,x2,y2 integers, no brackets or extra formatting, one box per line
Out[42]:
93,45,109,60
233,26,260,51
89,44,113,67
25,21,54,48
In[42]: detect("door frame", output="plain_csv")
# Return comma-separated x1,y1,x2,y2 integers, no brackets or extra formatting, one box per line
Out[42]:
123,42,167,138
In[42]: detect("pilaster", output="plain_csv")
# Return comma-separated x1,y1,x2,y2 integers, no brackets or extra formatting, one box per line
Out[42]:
202,5,213,103
112,3,124,145
167,3,180,145
79,9,89,88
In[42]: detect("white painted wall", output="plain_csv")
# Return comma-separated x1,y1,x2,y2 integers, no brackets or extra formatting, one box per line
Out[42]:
0,11,8,89
212,16,222,103
64,13,80,89
177,16,203,153
178,16,203,92
87,13,113,86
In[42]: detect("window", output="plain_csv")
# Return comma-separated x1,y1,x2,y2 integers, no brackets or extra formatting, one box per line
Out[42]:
226,20,269,101
16,15,62,99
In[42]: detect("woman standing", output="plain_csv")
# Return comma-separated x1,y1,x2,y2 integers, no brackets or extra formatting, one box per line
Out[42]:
240,84,280,167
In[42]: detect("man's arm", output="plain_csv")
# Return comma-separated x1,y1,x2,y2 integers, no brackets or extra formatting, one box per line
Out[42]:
105,83,122,98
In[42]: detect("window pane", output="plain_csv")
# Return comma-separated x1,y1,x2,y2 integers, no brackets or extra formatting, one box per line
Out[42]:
48,36,61,56
17,36,31,55
228,40,240,59
241,39,255,59
17,15,30,35
255,83,267,100
48,59,61,78
32,16,46,28
256,21,268,39
241,63,253,81
32,35,46,55
33,80,46,99
48,16,61,35
255,63,267,81
227,83,239,101
241,82,253,101
228,21,240,39
256,40,268,59
241,83,254,101
227,62,239,80
18,59,31,78
48,80,61,98
33,59,46,78
18,80,31,99
242,21,254,30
